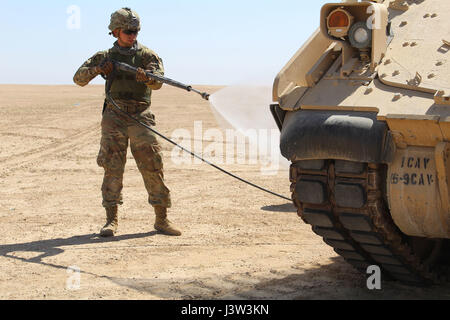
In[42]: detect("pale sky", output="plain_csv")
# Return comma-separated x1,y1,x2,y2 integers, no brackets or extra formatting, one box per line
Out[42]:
0,0,330,86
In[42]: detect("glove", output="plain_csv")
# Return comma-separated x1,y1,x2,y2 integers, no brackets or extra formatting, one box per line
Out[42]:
136,67,155,84
95,60,113,76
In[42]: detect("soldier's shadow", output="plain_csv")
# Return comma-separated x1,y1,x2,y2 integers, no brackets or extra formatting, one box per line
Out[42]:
0,232,157,274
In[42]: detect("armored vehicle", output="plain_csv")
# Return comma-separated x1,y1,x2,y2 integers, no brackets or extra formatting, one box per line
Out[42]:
270,0,450,285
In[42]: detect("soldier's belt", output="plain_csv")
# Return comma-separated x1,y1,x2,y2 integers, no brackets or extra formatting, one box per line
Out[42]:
107,102,148,114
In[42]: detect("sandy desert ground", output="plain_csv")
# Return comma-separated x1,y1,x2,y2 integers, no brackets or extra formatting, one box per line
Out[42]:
0,84,449,300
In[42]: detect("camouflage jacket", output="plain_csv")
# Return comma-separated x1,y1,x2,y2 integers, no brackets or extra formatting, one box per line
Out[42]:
73,41,164,92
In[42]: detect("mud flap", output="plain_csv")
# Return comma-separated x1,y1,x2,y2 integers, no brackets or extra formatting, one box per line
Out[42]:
280,110,395,163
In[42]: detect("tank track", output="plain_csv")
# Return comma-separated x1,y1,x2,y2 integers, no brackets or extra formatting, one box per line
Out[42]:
290,160,446,286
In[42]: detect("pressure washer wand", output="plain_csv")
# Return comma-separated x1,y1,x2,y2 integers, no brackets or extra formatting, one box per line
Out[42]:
112,60,210,101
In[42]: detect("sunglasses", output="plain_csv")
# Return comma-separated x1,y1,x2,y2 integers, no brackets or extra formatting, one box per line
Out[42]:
123,29,138,35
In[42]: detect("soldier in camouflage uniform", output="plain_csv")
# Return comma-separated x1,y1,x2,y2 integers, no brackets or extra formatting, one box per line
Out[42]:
73,7,181,237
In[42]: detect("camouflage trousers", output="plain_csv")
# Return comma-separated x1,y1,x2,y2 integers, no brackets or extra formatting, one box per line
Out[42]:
97,101,171,209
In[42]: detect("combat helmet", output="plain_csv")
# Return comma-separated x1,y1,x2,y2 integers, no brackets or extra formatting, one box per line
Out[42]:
108,7,141,33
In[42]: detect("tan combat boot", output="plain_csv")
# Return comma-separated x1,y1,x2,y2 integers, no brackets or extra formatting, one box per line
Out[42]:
100,206,118,237
154,206,182,236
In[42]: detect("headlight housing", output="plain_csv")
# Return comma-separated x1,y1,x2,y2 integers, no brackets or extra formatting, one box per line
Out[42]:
321,2,389,70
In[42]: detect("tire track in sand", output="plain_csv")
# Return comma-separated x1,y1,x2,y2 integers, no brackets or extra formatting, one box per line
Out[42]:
0,123,100,178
